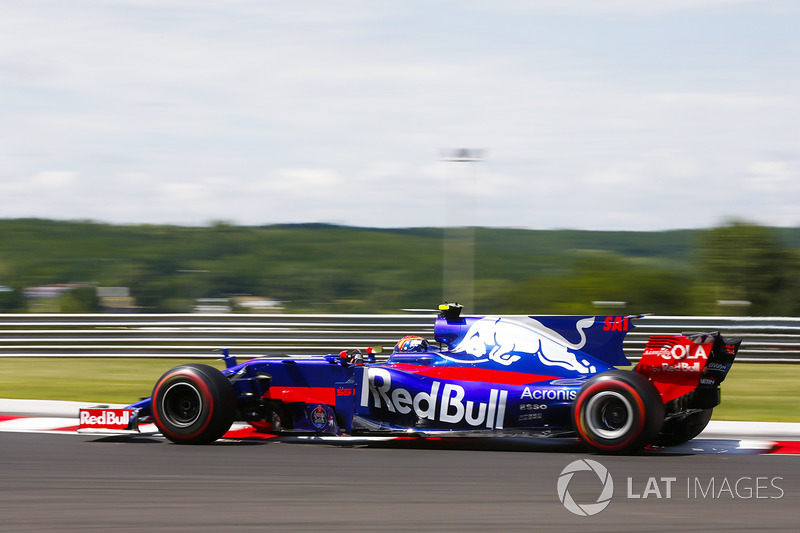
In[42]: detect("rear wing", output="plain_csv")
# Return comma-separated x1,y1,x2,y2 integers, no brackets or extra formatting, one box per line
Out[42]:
635,332,741,405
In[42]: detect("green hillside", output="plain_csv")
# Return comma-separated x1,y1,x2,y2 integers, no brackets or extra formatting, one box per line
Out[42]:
0,218,798,315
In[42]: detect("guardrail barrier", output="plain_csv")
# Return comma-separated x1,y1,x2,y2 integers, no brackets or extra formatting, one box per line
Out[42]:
0,314,798,363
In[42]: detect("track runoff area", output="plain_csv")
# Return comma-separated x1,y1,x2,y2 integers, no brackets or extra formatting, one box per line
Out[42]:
1,399,799,455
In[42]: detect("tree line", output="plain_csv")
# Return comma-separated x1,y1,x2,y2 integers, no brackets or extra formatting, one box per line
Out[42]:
0,218,798,316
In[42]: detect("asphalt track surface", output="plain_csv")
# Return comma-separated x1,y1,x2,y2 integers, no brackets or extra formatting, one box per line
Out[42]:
0,432,797,532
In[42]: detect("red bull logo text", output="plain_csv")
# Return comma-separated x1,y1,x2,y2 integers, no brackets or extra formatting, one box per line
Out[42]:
361,368,508,429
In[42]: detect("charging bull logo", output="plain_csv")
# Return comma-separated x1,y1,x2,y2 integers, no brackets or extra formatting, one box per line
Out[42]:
446,317,596,373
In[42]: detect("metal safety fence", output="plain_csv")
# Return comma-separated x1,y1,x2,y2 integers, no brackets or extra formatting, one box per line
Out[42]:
0,314,798,363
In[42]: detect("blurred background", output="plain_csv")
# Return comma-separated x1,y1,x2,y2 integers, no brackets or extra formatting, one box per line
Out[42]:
1,1,799,316
0,218,799,316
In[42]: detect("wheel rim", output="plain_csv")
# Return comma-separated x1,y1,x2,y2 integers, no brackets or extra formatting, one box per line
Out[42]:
161,382,203,427
585,390,634,440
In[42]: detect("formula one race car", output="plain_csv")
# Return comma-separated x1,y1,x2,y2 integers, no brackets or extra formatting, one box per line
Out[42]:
80,304,741,454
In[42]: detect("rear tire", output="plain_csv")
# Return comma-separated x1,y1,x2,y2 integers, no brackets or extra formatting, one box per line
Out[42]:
656,408,713,447
152,364,236,444
572,370,664,454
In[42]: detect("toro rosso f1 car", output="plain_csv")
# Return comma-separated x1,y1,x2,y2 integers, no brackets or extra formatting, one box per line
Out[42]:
80,304,741,454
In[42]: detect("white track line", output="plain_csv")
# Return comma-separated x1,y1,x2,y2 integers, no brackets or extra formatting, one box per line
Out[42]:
3,399,800,445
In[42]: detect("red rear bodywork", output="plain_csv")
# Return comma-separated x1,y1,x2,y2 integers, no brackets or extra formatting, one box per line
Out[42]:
636,333,741,406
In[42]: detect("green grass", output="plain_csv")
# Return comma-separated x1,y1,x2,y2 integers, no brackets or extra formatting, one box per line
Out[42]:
713,363,800,422
0,359,797,422
0,358,227,405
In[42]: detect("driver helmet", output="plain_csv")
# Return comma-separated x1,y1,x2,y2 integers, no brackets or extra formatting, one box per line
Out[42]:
347,349,364,366
394,335,429,353
339,349,364,366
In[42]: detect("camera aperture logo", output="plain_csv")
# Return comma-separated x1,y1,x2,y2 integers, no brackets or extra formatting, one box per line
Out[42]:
557,459,614,516
557,459,785,516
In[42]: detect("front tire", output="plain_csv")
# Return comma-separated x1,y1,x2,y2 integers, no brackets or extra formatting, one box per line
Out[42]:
572,370,664,454
152,364,236,444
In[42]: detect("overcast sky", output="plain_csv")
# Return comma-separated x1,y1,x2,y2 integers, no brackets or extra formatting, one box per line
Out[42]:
1,1,798,231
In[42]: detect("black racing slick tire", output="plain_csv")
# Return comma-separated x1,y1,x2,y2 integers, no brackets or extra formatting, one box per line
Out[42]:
656,408,713,447
152,364,236,444
572,370,665,455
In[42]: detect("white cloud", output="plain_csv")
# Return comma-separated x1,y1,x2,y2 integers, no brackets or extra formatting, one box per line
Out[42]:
0,171,77,196
744,160,800,192
648,92,780,108
468,0,794,15
0,2,798,230
31,171,78,188
264,169,342,196
158,182,211,202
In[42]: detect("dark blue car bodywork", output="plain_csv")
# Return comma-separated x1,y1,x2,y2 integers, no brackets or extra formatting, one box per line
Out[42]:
101,305,738,453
